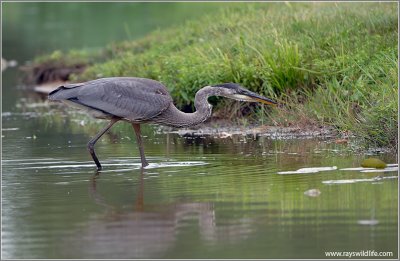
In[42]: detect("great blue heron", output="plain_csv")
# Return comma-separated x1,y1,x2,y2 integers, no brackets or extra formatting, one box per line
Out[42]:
49,77,276,170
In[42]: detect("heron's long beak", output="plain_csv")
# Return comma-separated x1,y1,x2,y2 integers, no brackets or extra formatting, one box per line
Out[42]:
237,90,277,106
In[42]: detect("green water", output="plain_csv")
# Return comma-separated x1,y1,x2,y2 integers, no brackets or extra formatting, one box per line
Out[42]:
2,3,398,259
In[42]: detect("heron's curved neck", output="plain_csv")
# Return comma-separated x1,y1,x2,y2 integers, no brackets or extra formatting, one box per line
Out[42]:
155,86,218,128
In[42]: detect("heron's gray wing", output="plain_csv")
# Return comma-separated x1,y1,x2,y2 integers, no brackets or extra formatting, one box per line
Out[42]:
50,77,173,121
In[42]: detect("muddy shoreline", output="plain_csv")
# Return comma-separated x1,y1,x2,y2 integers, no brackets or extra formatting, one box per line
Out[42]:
155,119,338,140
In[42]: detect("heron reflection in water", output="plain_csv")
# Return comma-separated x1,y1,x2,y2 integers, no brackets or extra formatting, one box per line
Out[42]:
73,170,254,259
49,77,276,169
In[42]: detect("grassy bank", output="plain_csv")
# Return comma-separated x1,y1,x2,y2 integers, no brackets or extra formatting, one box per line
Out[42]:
29,2,398,149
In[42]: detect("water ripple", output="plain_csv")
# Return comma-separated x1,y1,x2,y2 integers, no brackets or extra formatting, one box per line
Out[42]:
5,157,208,171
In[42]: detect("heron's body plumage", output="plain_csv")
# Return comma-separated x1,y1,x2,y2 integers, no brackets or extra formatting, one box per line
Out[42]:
49,77,173,122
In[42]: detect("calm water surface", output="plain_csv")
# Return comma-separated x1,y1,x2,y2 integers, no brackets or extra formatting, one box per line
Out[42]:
2,102,398,258
2,2,398,259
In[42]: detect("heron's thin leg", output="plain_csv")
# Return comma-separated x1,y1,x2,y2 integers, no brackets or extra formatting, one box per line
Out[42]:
87,118,119,170
132,123,149,167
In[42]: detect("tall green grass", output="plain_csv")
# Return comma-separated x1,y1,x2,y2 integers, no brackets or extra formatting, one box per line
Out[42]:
32,3,398,149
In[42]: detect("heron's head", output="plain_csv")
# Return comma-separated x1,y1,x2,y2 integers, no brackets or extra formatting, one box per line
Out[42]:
211,83,277,106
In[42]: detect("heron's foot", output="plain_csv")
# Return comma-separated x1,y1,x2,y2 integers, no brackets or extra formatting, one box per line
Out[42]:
92,170,101,179
141,161,149,168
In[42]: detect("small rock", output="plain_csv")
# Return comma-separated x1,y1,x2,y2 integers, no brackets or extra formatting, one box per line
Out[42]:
218,132,232,138
304,188,321,197
361,158,387,169
334,138,348,144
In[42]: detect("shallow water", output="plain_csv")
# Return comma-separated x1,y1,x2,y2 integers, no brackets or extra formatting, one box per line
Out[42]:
2,3,398,259
2,107,398,259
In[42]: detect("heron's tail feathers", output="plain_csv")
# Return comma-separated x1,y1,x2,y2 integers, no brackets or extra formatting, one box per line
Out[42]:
48,83,84,101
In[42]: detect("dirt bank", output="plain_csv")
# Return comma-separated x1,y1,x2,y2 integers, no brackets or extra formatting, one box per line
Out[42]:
156,119,338,140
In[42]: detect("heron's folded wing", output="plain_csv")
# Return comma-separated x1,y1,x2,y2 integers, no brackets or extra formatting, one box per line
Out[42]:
73,79,173,121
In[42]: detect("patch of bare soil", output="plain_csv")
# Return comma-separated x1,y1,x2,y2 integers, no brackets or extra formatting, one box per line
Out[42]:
156,119,337,140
